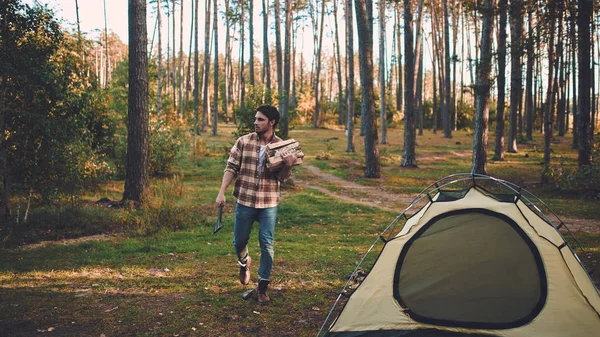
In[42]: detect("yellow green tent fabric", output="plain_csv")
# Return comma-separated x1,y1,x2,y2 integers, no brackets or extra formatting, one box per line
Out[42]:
325,186,600,337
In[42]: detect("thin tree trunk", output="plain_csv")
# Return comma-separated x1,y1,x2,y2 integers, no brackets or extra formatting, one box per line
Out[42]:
280,0,292,138
103,0,110,87
355,0,381,177
493,0,507,161
274,0,283,96
334,0,345,126
157,0,163,121
443,0,452,138
346,0,355,153
212,0,218,135
239,1,245,107
525,8,534,140
379,0,387,144
193,0,200,134
201,0,211,132
185,0,194,111
178,0,184,119
249,0,254,86
395,4,403,115
262,0,271,91
314,0,326,128
541,8,556,183
402,0,417,167
224,0,231,122
172,0,177,110
123,0,149,203
508,0,523,153
472,0,494,175
577,0,592,167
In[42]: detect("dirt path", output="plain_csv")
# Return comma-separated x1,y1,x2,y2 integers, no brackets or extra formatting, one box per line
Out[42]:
294,164,600,234
293,164,418,213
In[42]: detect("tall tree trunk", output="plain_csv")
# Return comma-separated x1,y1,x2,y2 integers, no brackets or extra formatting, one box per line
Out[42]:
157,0,163,121
172,0,177,110
570,1,578,149
239,1,245,107
262,0,271,91
451,0,459,131
314,0,326,128
212,0,218,135
493,0,507,161
432,34,438,134
178,0,184,119
525,7,534,140
124,0,150,203
333,0,345,126
472,0,494,175
508,0,523,153
417,38,424,136
185,0,194,111
346,0,355,153
541,7,556,183
557,12,567,137
395,4,403,115
194,0,200,134
103,0,110,88
248,0,255,86
355,0,381,177
280,0,292,138
577,0,592,167
202,0,211,132
224,0,231,122
379,0,387,144
442,0,452,138
274,0,283,96
402,0,417,167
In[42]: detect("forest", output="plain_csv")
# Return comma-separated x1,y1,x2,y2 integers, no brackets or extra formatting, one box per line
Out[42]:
0,0,599,335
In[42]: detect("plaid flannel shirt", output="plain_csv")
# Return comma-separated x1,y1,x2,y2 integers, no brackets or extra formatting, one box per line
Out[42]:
224,133,292,208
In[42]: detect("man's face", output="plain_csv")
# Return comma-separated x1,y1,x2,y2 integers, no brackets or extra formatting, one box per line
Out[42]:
254,111,274,135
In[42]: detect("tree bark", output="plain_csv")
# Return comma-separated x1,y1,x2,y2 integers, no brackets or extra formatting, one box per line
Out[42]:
379,0,387,144
262,0,271,91
525,7,534,141
157,0,163,121
577,0,592,167
472,0,494,175
201,0,211,132
355,0,381,177
123,0,150,203
402,0,417,167
314,0,326,128
249,0,255,86
442,0,452,138
212,0,218,136
395,4,403,116
333,0,345,126
493,0,507,161
193,0,200,134
541,7,556,183
508,0,523,153
274,0,283,96
346,0,355,153
280,0,292,138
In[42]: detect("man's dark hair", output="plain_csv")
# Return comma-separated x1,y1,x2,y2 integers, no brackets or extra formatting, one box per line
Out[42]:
257,105,280,127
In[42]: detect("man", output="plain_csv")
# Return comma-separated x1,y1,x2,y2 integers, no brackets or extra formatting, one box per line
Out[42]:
215,105,297,303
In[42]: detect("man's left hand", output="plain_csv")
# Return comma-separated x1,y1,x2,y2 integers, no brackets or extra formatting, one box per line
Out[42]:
281,149,297,167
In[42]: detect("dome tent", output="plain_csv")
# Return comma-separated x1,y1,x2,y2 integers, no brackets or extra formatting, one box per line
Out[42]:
318,174,600,337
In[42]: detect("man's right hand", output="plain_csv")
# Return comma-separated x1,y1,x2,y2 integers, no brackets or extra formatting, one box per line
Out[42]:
215,193,226,207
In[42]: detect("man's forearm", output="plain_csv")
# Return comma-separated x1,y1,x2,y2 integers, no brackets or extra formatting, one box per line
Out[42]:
219,171,235,195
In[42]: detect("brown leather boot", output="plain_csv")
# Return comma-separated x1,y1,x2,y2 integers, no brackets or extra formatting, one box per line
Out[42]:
257,280,270,304
238,256,251,285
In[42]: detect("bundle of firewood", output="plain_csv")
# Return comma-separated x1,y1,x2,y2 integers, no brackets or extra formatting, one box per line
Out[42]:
266,138,304,170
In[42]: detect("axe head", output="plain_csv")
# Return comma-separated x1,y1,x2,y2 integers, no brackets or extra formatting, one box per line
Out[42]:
213,204,224,234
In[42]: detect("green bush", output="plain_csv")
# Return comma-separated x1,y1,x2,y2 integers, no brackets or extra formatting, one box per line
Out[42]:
550,140,600,199
149,123,186,176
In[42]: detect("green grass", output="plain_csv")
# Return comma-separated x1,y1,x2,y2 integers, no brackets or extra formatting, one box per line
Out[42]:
0,123,598,336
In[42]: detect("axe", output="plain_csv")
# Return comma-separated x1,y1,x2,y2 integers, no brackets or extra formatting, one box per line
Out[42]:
213,204,224,234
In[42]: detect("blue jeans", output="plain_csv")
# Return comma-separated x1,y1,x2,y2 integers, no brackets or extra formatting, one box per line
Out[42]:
233,203,277,281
